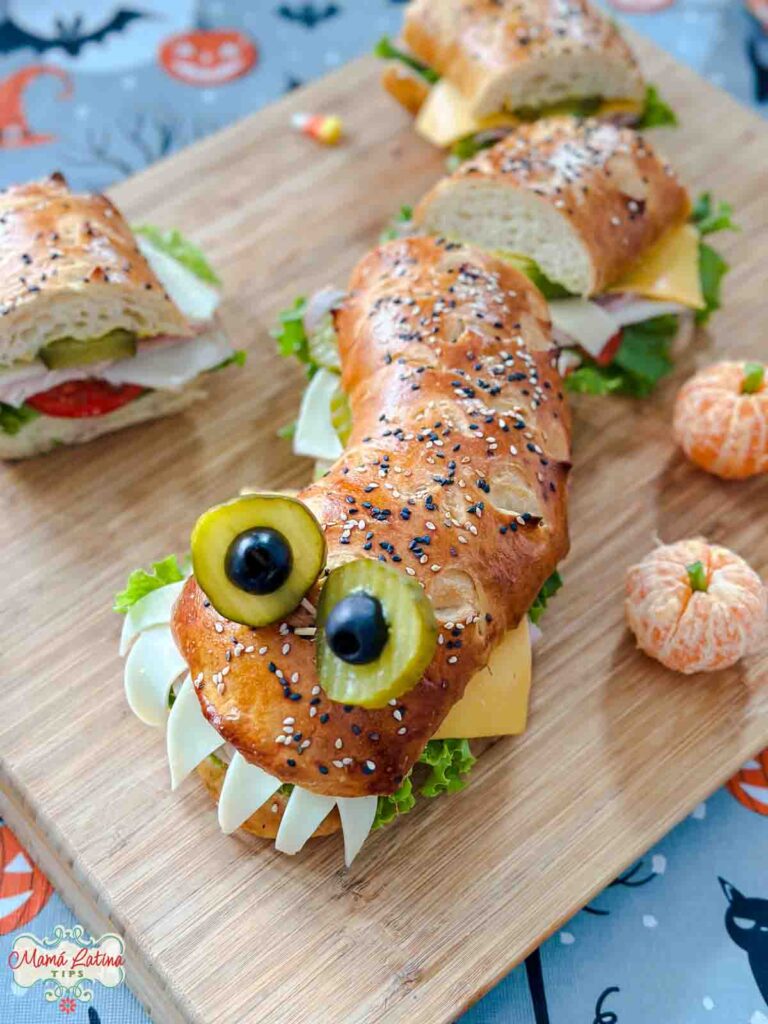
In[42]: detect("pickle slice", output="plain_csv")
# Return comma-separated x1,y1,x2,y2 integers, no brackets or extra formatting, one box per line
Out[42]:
40,328,137,369
191,493,326,626
317,559,438,708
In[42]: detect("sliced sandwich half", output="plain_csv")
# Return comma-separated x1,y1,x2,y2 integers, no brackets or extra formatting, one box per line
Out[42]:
375,0,676,157
0,174,242,458
414,117,735,396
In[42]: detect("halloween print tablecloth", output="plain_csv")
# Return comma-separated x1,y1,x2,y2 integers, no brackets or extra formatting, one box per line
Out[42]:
0,3,766,1022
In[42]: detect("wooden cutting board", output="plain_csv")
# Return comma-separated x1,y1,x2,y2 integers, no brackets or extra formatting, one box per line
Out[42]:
2,33,767,1024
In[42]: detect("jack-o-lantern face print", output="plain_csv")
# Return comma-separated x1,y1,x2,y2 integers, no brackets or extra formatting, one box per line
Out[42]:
159,29,257,86
727,750,768,816
0,824,53,935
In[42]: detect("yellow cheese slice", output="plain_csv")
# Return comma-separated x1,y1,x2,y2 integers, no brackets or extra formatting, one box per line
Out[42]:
608,222,704,309
434,618,532,739
416,79,519,148
415,79,643,148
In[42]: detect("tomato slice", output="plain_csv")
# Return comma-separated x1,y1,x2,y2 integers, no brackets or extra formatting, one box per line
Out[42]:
595,330,623,367
26,379,144,418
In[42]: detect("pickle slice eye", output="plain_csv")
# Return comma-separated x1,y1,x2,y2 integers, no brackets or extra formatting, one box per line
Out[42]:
40,328,137,369
191,494,326,626
316,560,439,708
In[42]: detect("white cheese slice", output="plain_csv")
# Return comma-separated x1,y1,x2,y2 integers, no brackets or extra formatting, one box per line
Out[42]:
119,580,186,655
293,367,343,461
603,298,687,328
124,624,187,727
138,237,220,323
167,675,222,790
548,298,618,357
275,788,336,855
336,796,378,867
218,752,282,834
102,330,232,391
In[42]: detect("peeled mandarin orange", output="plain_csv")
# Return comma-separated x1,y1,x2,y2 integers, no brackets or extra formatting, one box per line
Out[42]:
673,360,768,480
625,538,767,674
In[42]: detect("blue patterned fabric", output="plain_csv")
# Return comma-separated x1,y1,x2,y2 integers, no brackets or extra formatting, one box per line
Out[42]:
0,3,766,1022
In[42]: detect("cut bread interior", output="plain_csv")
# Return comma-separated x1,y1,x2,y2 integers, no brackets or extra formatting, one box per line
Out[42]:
472,51,644,120
418,178,595,295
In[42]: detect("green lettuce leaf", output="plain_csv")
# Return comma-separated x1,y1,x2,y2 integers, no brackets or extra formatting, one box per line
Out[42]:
272,296,319,378
565,314,679,398
691,193,738,237
134,225,221,285
0,402,40,436
564,365,627,396
689,193,736,326
696,242,729,326
372,776,417,830
113,554,185,613
374,36,440,84
372,739,477,829
449,132,499,165
528,570,563,625
504,254,573,300
419,738,476,797
379,204,414,243
212,349,247,372
636,84,677,129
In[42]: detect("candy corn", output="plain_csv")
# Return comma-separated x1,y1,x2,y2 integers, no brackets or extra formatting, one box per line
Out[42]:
292,112,344,145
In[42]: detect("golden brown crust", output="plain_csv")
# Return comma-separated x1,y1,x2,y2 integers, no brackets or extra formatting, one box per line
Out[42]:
415,117,691,294
196,758,341,839
380,65,431,115
173,237,571,798
402,0,644,113
0,173,191,352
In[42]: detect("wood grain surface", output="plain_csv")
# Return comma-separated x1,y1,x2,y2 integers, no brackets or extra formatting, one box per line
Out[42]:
1,35,768,1024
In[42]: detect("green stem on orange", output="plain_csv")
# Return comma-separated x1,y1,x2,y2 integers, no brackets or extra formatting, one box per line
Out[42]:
686,560,709,592
742,362,765,394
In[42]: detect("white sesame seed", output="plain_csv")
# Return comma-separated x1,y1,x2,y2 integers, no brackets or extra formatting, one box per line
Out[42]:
335,738,343,749
281,643,291,655
214,622,224,634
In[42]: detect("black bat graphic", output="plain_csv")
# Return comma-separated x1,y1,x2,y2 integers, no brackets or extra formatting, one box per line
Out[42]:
0,9,148,57
275,4,341,29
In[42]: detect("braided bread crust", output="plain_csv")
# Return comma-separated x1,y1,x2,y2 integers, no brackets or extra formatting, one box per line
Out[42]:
173,238,571,797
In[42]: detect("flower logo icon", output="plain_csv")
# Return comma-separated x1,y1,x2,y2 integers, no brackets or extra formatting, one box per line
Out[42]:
59,997,77,1014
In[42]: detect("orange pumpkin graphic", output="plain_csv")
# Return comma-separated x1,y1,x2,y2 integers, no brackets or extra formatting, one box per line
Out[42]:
0,823,52,935
159,29,257,86
727,749,768,816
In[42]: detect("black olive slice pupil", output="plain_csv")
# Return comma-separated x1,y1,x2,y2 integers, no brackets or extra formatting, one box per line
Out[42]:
326,592,388,665
225,527,293,596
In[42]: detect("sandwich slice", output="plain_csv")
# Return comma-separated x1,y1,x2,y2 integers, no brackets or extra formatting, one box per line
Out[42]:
414,117,735,396
0,174,242,459
116,238,570,864
375,0,676,157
